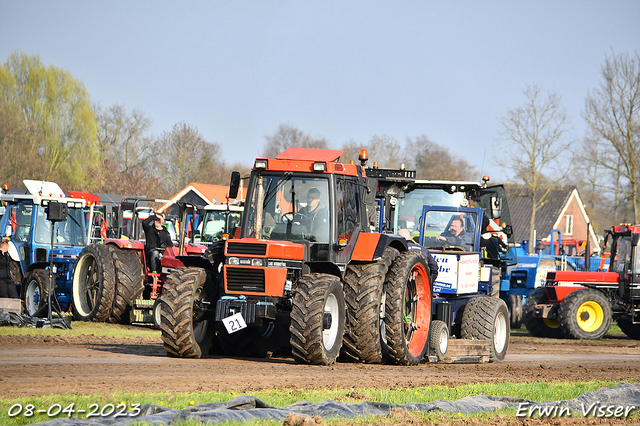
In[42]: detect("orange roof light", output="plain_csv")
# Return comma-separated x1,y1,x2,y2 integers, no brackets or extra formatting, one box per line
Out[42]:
358,149,369,166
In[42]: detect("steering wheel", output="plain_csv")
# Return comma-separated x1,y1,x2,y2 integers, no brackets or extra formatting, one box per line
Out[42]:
442,245,467,252
281,212,295,223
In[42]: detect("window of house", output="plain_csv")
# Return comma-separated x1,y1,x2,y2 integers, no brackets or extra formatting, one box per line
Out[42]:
564,215,573,235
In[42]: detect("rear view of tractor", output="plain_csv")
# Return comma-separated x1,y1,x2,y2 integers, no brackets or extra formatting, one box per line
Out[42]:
71,198,205,324
0,180,87,316
523,224,640,340
158,148,435,365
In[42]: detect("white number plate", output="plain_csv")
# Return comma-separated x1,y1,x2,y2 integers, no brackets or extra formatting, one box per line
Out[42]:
222,312,247,334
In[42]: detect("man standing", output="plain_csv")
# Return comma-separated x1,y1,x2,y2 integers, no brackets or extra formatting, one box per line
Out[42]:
436,216,473,250
0,238,19,298
142,213,172,273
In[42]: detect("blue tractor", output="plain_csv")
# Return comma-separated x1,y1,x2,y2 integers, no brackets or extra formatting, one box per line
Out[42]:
0,180,87,316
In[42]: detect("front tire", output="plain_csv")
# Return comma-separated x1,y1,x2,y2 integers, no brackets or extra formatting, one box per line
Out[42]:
522,287,564,338
461,296,510,362
290,273,345,365
72,245,116,322
429,320,449,362
22,269,49,316
159,267,216,358
558,289,611,340
384,251,431,366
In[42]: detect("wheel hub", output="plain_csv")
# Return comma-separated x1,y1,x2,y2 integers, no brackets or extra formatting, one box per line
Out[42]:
323,312,332,330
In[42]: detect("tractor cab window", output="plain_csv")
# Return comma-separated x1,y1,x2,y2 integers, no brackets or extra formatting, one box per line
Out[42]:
13,203,33,242
395,189,465,234
35,206,86,246
201,210,243,243
418,210,477,251
247,175,330,244
612,236,632,274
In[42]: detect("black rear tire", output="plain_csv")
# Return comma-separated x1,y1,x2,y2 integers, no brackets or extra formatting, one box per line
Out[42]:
618,318,640,340
461,296,510,362
558,289,611,340
384,251,431,366
290,273,345,365
508,294,523,329
22,269,50,317
522,287,564,338
342,247,398,363
72,245,116,322
108,247,145,324
159,267,216,358
429,320,449,362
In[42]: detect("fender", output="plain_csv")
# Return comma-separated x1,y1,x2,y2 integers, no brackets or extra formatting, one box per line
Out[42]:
8,241,20,262
104,239,145,251
351,233,407,262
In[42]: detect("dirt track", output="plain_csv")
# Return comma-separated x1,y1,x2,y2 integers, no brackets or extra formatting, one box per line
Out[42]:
1,332,639,399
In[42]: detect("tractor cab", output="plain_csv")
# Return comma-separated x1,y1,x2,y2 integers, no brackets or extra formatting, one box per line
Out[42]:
236,148,370,267
605,224,640,300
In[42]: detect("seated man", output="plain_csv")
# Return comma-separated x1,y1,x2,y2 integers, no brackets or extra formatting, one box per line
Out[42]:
295,188,329,242
436,216,473,250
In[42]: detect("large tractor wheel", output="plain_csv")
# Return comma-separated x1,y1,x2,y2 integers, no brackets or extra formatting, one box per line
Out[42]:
617,318,640,340
522,287,564,338
108,247,145,324
22,269,50,316
72,245,116,322
10,260,22,284
290,273,345,365
384,251,431,366
461,296,510,362
558,289,612,340
491,266,501,297
508,294,523,329
159,267,216,358
342,247,398,363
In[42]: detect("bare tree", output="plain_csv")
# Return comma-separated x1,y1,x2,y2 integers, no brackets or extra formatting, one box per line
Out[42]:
154,122,225,195
262,124,329,158
94,103,152,170
404,134,477,180
584,51,640,222
498,84,572,249
339,134,403,169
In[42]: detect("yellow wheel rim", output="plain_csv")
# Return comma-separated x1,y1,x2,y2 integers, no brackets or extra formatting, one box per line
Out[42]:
543,318,560,329
576,301,604,333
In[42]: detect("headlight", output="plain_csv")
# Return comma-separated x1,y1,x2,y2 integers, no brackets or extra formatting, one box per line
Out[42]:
251,258,263,267
228,257,240,265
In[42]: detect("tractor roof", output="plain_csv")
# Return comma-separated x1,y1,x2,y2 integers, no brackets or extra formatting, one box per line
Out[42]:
275,148,346,162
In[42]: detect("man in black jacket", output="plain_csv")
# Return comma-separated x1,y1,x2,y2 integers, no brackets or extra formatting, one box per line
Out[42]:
141,213,172,273
0,238,19,298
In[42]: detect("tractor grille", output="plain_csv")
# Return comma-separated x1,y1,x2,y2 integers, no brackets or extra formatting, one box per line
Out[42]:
227,242,267,256
226,267,266,293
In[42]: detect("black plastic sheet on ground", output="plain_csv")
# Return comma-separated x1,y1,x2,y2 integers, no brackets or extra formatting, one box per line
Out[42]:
31,382,640,426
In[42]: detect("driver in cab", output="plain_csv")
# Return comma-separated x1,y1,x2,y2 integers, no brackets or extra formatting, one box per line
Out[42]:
294,187,328,241
436,216,472,250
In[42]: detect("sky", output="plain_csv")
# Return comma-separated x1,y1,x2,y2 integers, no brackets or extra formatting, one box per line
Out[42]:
1,1,639,182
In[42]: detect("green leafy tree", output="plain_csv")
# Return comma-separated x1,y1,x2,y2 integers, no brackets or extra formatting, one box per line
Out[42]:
0,51,97,186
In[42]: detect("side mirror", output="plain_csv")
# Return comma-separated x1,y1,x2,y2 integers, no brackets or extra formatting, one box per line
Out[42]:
229,171,241,200
5,225,12,237
364,178,377,205
491,196,502,219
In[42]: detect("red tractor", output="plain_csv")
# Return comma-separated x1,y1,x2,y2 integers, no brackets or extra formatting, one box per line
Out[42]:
72,198,206,324
158,148,434,365
523,224,640,340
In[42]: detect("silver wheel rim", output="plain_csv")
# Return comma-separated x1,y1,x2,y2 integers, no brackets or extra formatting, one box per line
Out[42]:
323,293,339,350
494,311,507,353
438,327,448,355
26,279,40,316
